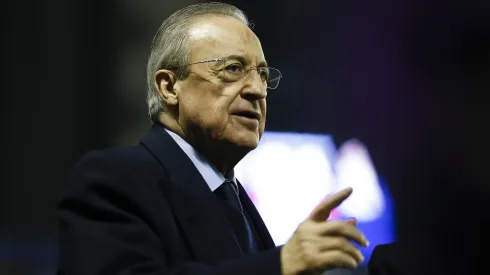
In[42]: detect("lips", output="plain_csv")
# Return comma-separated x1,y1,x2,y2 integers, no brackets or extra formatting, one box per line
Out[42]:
232,110,261,120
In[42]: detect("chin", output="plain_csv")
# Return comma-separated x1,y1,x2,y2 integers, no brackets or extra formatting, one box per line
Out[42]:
226,131,260,150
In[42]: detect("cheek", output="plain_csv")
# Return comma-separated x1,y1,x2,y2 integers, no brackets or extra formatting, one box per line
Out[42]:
211,104,231,125
260,100,267,123
259,100,267,134
179,84,229,125
199,98,232,130
260,100,267,117
179,94,200,117
178,96,210,132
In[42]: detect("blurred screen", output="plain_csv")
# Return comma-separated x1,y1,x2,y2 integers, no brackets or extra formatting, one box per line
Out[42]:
235,131,395,261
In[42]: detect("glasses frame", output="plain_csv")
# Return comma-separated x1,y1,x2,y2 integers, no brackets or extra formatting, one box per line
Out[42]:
166,58,282,90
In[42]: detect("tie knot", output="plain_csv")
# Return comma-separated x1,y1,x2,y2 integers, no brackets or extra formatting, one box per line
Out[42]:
215,180,241,211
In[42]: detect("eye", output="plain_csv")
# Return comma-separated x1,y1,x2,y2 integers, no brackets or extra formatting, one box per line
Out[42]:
224,63,244,74
258,67,270,81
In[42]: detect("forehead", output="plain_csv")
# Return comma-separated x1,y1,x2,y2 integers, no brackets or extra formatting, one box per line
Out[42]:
188,16,265,62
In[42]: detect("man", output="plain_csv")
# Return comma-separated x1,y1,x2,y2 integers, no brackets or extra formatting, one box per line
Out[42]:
56,3,369,275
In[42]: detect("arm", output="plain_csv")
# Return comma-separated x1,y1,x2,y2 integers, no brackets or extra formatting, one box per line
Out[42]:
56,151,282,275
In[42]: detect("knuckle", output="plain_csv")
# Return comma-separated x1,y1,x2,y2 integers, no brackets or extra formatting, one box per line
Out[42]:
299,241,323,268
341,226,356,239
307,254,322,268
334,237,346,248
330,221,346,233
329,250,343,262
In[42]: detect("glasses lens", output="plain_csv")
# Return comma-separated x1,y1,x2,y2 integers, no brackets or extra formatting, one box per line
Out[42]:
266,67,282,89
220,59,246,82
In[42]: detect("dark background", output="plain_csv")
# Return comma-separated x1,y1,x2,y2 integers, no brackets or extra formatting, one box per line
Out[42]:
2,0,489,274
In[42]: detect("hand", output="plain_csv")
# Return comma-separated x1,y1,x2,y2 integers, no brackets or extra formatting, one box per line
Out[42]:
280,187,369,275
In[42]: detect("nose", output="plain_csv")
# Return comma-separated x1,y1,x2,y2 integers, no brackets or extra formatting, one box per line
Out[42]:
240,68,267,101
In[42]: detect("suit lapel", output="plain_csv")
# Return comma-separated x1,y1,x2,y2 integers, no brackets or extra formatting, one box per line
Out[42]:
237,181,276,249
139,124,243,264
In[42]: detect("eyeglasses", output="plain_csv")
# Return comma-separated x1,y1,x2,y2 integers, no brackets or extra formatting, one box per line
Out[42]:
167,57,282,90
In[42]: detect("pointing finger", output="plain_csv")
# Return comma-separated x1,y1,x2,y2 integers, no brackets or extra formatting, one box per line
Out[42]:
308,187,353,222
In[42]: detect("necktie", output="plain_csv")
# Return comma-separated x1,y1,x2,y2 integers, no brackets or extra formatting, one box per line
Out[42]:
214,180,257,253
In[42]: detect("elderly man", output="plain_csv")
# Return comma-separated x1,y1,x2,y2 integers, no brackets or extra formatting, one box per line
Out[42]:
56,2,368,275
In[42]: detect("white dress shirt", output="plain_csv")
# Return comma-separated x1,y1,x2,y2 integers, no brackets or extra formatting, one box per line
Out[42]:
165,128,236,192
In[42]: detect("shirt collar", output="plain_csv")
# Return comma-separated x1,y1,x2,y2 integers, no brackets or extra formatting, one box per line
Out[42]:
165,128,235,191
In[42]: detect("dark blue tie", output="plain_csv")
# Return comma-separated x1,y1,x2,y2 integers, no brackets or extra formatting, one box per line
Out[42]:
214,180,257,253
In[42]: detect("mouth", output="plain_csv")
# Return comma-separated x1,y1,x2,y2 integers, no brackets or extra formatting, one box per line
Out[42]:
232,110,261,120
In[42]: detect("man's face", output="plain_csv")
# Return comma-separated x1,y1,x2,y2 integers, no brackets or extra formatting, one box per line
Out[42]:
175,16,267,151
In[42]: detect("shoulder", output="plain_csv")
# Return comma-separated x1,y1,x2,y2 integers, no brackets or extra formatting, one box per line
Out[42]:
72,144,165,180
56,145,175,252
74,144,152,171
62,144,168,207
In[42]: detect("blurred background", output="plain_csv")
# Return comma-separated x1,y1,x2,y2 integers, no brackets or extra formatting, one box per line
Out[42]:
2,0,489,275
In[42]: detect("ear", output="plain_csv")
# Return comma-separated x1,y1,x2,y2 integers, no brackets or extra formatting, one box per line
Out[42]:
154,69,180,106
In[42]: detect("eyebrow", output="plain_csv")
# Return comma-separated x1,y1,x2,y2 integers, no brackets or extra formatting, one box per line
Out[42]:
222,54,268,67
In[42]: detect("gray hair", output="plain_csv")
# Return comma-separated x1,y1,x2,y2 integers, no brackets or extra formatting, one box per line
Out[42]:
146,2,250,122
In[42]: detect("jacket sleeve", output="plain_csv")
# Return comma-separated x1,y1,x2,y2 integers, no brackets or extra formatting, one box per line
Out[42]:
56,151,282,275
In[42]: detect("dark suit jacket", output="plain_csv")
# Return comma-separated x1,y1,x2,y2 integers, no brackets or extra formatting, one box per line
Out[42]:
56,123,282,275
368,243,413,275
